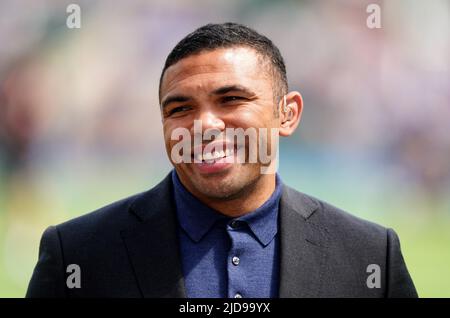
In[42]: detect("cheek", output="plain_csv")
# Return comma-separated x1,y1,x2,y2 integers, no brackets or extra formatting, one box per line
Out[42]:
163,120,192,153
162,125,171,144
230,106,272,128
162,122,179,149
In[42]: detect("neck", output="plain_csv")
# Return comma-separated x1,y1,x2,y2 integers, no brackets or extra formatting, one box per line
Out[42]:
181,173,276,218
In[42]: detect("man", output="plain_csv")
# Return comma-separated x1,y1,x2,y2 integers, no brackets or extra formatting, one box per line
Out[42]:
27,23,417,298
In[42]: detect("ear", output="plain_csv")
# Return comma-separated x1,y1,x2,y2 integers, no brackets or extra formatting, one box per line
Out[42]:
279,91,303,137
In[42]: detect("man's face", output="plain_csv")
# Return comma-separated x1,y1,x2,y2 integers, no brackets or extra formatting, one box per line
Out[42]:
160,47,279,200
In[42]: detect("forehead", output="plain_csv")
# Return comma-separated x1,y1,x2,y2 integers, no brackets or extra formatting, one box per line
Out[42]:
160,47,270,96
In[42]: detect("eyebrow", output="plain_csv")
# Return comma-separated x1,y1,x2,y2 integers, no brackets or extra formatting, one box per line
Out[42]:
161,95,192,109
161,84,257,109
212,85,256,96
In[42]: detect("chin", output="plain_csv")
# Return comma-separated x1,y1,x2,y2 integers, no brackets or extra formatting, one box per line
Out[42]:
195,171,259,200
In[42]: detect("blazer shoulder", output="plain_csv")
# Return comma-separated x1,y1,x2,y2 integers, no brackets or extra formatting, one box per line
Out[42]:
55,172,173,237
57,191,141,235
283,185,388,242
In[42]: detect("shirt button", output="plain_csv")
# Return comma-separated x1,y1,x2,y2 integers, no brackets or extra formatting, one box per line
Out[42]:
232,256,240,266
234,293,242,298
230,220,241,228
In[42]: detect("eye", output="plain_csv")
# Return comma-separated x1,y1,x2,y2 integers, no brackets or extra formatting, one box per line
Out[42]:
167,106,192,116
221,96,246,103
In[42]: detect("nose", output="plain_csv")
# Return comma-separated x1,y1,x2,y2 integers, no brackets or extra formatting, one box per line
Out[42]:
190,109,225,135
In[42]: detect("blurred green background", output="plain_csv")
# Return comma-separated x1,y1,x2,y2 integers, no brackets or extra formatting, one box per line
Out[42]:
1,0,449,297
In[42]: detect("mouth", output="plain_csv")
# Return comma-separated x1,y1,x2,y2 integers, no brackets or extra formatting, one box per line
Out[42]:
193,147,235,164
190,143,244,174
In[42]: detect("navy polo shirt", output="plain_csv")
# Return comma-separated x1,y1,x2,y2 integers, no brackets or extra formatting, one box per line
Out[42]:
172,170,281,298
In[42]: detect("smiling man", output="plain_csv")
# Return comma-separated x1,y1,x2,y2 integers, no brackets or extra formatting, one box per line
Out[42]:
27,23,417,298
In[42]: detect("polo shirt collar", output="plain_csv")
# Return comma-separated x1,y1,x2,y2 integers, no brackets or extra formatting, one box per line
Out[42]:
172,170,282,246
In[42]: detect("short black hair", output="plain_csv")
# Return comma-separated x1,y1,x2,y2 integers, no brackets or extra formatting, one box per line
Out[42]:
159,23,288,106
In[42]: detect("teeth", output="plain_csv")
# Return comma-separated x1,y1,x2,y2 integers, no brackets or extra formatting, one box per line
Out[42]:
197,147,233,163
203,150,226,161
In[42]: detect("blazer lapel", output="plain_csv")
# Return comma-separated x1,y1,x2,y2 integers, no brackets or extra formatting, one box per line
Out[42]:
120,174,186,298
278,186,330,298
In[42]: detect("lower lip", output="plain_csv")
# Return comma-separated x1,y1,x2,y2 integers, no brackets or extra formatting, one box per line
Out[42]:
194,155,234,174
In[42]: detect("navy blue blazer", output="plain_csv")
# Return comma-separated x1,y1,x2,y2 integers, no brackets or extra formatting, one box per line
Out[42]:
26,173,418,297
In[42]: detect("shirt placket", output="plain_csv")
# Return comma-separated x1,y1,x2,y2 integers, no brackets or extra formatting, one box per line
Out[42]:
226,221,247,298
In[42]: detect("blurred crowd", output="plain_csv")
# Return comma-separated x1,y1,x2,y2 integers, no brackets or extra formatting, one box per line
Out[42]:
1,0,448,207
